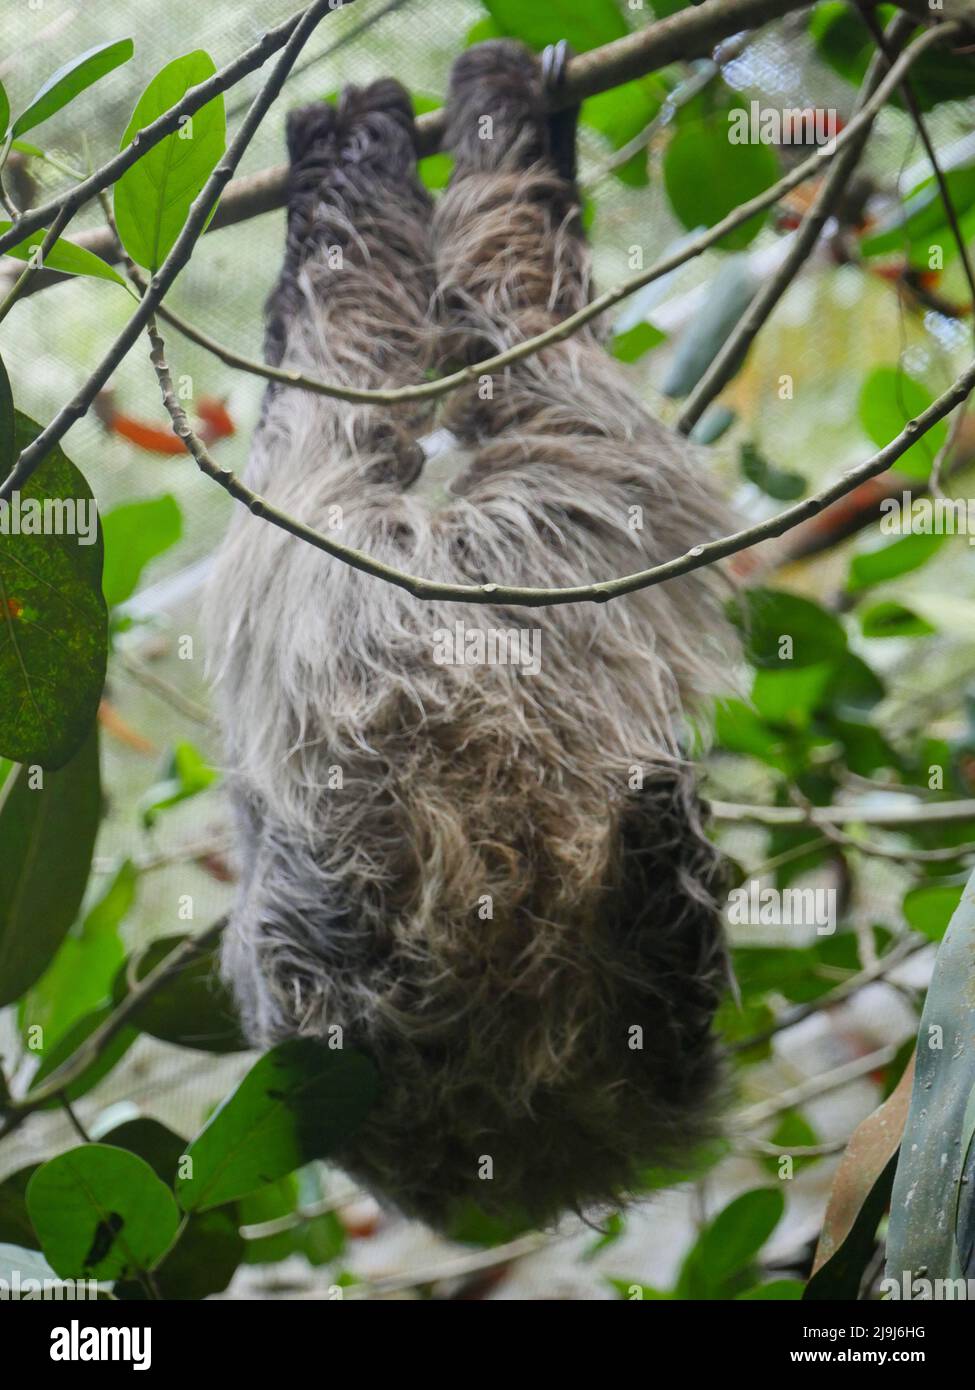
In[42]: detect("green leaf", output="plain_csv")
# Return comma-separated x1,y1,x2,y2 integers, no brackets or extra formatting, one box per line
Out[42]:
661,257,758,398
0,80,9,138
28,1003,138,1106
117,1208,244,1300
100,1118,187,1184
731,588,848,669
610,320,666,363
847,531,947,592
0,728,100,1008
741,443,806,501
0,221,127,286
886,869,975,1282
21,859,134,1049
12,39,134,137
27,1145,180,1282
483,0,627,53
114,51,226,272
139,740,218,827
903,880,964,942
664,112,779,250
859,600,935,639
676,1188,785,1298
111,932,247,1054
0,412,108,766
101,494,182,608
810,4,975,112
752,664,833,728
858,367,947,482
177,1041,380,1212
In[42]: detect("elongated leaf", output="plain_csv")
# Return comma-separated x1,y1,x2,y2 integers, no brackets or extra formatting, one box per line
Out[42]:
12,39,134,137
22,860,135,1049
0,220,127,286
177,1041,380,1212
0,412,108,766
0,727,100,1008
0,80,9,139
805,1056,914,1299
26,1003,138,1108
676,1188,785,1298
0,1166,38,1247
27,1145,180,1282
847,532,946,592
886,870,975,1283
114,51,225,272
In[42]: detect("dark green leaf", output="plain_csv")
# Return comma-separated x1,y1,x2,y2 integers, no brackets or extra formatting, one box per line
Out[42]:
738,1279,804,1299
0,350,13,471
859,600,935,639
741,443,806,501
0,80,9,138
0,728,100,1007
114,51,226,272
861,162,975,265
12,39,134,137
177,1041,379,1212
100,1118,187,1184
27,1144,180,1282
676,1188,785,1298
731,588,848,669
117,1209,243,1300
847,532,946,592
28,1003,138,1106
0,412,108,766
111,932,246,1054
0,1165,38,1246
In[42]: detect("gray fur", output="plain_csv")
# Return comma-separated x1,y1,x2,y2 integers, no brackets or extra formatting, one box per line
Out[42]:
207,43,734,1229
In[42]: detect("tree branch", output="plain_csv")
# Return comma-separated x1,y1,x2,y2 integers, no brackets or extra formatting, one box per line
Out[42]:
148,305,975,607
711,797,975,827
0,0,350,505
119,20,959,415
0,918,226,1140
4,0,934,297
0,4,341,260
676,8,918,435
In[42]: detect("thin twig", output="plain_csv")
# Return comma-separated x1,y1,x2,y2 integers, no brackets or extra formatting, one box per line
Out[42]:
0,202,77,325
711,796,975,828
736,1043,899,1130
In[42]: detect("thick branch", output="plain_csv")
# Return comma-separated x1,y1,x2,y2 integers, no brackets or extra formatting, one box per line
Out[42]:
4,0,922,296
123,21,959,413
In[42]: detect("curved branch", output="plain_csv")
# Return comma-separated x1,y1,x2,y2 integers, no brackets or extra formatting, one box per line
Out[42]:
147,308,975,607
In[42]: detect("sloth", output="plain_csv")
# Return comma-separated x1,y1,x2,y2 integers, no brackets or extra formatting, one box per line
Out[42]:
207,39,734,1230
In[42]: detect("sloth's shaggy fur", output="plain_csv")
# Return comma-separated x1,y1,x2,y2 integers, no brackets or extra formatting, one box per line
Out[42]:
207,41,735,1229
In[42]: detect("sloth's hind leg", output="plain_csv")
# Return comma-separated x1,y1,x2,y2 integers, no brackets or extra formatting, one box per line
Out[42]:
256,79,437,494
432,38,595,444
